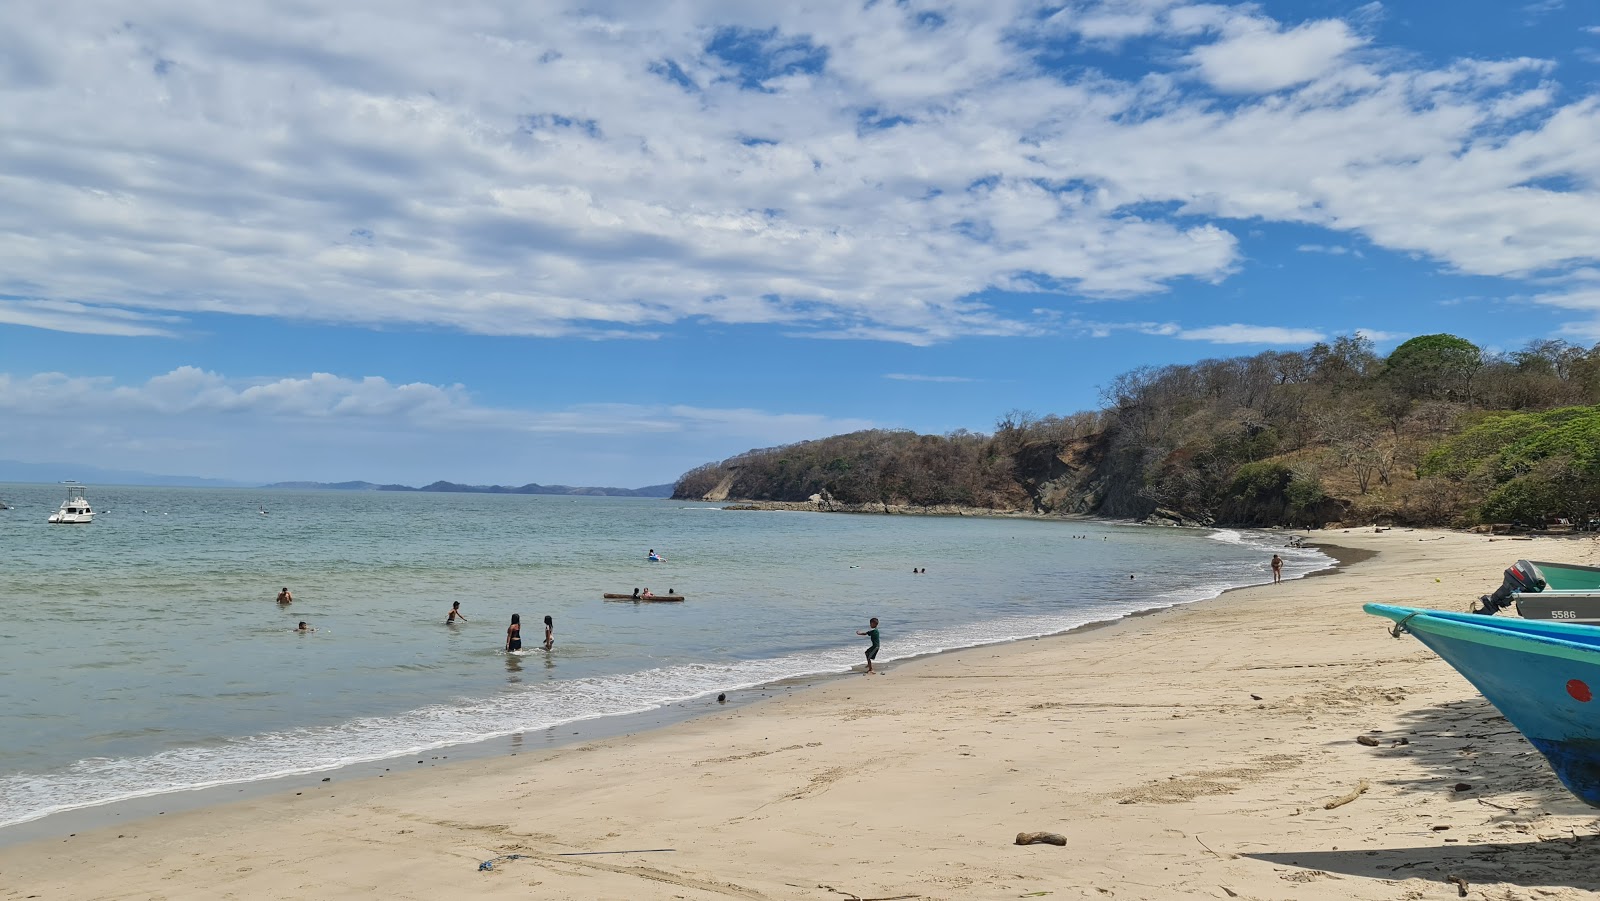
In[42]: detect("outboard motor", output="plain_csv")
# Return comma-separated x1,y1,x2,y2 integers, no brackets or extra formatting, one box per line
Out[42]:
1472,560,1546,615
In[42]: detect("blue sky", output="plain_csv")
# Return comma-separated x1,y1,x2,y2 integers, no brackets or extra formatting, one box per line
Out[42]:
3,0,1600,486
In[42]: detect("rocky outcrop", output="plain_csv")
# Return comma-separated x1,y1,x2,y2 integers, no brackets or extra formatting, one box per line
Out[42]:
1139,507,1215,528
721,497,1038,518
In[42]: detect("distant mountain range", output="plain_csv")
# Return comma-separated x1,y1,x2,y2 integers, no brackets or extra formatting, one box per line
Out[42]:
0,460,675,496
0,460,255,488
262,480,677,497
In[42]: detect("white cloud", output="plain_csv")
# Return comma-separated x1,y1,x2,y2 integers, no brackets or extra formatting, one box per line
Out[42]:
1187,18,1366,93
1064,317,1180,338
1352,328,1407,344
0,1,1596,342
0,366,874,483
1297,244,1351,255
1176,324,1328,344
884,373,978,383
0,300,182,337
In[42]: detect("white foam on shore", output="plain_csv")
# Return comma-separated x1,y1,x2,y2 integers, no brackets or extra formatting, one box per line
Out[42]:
0,536,1333,830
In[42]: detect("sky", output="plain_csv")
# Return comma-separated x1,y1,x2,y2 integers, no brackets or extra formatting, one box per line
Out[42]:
3,0,1600,487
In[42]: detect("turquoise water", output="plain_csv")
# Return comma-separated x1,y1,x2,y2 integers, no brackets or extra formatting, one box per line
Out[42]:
0,484,1329,829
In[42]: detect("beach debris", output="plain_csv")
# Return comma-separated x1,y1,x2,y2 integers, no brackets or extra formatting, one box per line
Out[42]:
1220,889,1238,899
555,849,676,856
1445,874,1469,897
1015,831,1068,846
1453,782,1473,792
1194,835,1234,859
819,886,920,901
1323,779,1370,810
478,853,530,871
1355,735,1380,747
718,693,727,704
1250,694,1262,701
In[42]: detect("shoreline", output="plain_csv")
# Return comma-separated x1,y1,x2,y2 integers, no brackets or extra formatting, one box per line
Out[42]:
12,528,1600,899
0,528,1335,844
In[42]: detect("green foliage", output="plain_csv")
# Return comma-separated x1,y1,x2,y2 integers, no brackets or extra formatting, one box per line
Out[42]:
1284,469,1326,513
1384,333,1482,401
1228,461,1293,500
1423,405,1600,522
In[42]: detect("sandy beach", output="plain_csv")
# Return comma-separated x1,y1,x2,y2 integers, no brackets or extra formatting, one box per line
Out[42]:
6,528,1600,900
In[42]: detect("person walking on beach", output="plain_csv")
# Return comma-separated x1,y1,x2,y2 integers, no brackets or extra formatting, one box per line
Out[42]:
1271,554,1283,584
446,601,467,623
506,614,522,652
857,617,881,675
542,615,554,651
276,586,293,604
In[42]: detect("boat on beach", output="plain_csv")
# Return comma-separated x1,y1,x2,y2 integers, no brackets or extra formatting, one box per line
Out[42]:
46,484,95,524
1368,603,1600,808
1473,559,1600,622
1522,560,1600,591
603,593,685,602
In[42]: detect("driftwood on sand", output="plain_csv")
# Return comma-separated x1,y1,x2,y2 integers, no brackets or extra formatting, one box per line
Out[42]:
1323,778,1371,810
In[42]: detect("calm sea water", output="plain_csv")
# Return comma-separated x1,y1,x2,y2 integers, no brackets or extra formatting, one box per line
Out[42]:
0,483,1329,829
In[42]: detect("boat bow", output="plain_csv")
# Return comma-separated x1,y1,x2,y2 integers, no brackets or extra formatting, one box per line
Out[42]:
1367,603,1600,808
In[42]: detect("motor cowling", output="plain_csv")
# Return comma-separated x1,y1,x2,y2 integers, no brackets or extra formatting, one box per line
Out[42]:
1473,561,1546,615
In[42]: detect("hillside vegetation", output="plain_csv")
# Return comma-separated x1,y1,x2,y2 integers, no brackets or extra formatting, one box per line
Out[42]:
674,335,1600,527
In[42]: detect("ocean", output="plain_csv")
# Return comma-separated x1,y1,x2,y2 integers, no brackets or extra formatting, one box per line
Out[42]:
0,483,1329,831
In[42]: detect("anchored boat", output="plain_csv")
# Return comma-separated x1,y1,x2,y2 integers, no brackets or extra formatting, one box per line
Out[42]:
1369,603,1600,807
46,484,95,524
603,593,685,602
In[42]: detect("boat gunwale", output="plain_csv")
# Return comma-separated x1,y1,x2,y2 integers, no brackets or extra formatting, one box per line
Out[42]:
1365,603,1600,665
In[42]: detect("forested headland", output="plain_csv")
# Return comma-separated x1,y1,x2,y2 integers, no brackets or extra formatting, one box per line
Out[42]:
673,335,1600,528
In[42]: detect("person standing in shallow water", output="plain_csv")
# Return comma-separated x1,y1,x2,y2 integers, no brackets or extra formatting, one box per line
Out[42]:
276,586,293,604
856,617,881,675
541,615,554,651
506,614,522,652
1271,554,1283,584
446,601,467,623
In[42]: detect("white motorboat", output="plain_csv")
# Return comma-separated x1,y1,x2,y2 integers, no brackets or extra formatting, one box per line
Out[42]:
47,484,95,524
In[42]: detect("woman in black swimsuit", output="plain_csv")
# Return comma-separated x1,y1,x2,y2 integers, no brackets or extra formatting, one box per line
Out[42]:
506,614,522,652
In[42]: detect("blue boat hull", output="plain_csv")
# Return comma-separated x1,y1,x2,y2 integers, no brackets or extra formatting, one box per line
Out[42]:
1367,603,1600,807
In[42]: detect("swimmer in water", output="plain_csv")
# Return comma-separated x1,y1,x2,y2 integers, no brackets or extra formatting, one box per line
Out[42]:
542,615,554,651
446,601,467,623
295,621,314,632
506,614,522,652
276,587,293,604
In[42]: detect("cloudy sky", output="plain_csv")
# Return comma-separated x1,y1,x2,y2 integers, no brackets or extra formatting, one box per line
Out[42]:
3,0,1599,486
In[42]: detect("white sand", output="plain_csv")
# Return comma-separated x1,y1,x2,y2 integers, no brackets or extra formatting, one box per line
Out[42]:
5,528,1600,900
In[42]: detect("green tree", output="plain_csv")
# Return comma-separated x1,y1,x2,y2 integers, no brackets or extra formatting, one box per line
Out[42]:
1384,334,1483,403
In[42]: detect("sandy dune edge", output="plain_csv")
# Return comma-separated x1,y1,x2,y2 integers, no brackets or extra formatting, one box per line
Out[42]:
5,529,1600,900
